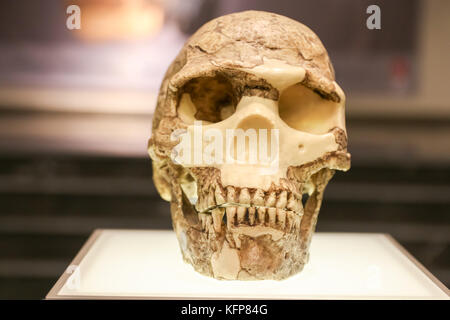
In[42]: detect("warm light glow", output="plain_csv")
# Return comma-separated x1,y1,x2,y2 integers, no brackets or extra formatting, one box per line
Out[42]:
72,0,165,41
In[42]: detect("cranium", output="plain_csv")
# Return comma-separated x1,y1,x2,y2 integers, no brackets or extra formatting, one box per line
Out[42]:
148,11,350,280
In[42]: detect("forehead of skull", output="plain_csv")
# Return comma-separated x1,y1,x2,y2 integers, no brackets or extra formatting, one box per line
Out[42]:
188,11,329,64
168,11,340,102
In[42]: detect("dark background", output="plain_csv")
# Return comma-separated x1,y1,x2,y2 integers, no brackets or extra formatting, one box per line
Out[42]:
0,0,449,299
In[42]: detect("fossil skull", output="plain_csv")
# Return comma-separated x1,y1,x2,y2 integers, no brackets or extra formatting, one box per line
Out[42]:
148,11,350,280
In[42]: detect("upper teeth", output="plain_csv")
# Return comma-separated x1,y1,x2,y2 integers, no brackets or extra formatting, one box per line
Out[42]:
195,185,304,215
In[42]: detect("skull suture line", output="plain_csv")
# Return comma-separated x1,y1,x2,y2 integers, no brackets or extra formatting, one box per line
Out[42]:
148,11,350,280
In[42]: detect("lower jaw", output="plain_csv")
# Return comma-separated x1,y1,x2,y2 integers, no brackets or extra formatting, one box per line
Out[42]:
173,205,309,280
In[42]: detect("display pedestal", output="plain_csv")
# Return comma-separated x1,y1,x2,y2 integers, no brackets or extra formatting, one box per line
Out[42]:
46,230,449,299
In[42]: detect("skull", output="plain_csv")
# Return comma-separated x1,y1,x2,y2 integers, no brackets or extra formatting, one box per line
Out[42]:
148,11,350,280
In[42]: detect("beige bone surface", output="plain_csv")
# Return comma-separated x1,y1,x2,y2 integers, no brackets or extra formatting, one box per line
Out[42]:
148,11,350,280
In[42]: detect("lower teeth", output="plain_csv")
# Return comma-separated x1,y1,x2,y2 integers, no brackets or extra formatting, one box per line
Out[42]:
199,205,301,232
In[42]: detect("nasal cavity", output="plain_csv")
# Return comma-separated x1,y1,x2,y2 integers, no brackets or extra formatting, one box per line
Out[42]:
231,115,276,163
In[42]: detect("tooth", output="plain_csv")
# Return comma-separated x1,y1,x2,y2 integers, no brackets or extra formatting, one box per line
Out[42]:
227,186,236,203
286,211,294,231
280,179,288,189
287,193,299,212
215,187,225,205
268,208,276,226
237,206,246,223
289,213,299,230
276,191,287,209
277,209,286,228
239,188,250,205
253,189,265,206
265,192,276,207
212,208,224,232
248,207,256,225
207,188,216,208
257,207,266,224
198,213,203,229
195,194,205,212
226,207,236,228
199,213,207,229
205,215,212,231
294,214,301,229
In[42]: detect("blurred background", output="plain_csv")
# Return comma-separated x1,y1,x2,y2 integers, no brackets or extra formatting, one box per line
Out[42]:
0,0,449,298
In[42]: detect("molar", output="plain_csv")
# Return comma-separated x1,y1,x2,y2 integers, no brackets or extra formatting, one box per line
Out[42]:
199,213,208,230
226,206,237,228
265,191,276,207
252,189,265,206
286,211,296,231
196,195,207,212
237,207,247,223
207,188,216,208
287,193,300,212
277,209,286,228
226,186,236,203
268,208,277,226
215,187,226,205
292,214,301,230
276,191,287,209
212,208,224,233
205,215,212,231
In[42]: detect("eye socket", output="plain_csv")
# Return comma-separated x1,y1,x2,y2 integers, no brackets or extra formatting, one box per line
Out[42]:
278,83,342,134
178,75,237,124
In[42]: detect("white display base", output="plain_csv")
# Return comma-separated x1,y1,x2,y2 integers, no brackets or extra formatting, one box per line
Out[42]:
47,230,449,300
